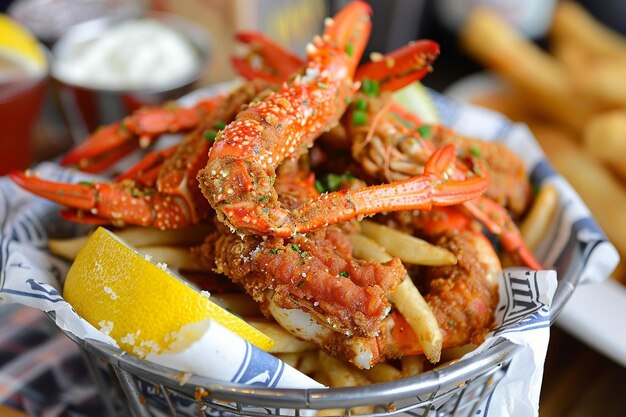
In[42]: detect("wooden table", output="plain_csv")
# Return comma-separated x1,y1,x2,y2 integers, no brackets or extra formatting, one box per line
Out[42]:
540,326,626,417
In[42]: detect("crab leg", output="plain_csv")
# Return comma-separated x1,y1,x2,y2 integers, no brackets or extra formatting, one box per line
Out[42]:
232,32,305,83
61,97,223,173
355,40,440,92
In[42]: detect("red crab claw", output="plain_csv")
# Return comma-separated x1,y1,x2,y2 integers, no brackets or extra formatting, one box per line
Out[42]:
232,32,305,83
219,144,489,236
464,198,543,270
9,171,197,229
60,98,222,173
355,39,440,92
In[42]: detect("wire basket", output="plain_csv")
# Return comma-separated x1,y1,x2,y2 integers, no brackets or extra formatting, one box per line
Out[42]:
37,88,597,417
44,275,575,417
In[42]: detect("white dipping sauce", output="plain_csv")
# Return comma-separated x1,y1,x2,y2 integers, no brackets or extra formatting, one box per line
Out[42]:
53,19,201,90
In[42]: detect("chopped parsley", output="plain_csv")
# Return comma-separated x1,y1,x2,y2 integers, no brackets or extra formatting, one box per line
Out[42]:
361,78,380,97
470,145,482,157
290,243,303,254
355,98,367,111
204,130,218,141
345,42,354,57
352,110,367,126
417,125,431,137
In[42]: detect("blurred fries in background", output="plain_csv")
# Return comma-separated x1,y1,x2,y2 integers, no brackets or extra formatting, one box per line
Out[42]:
460,1,626,284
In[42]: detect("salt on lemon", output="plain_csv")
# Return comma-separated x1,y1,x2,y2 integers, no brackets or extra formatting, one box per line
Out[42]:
63,227,273,357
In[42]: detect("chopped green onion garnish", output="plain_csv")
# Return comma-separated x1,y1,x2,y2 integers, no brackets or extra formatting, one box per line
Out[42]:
290,243,303,254
355,98,367,111
215,121,226,130
361,78,380,97
345,43,354,57
258,195,270,202
470,145,482,157
317,82,328,89
204,130,218,141
326,173,343,191
297,280,305,287
339,271,349,278
78,181,93,186
352,110,367,126
315,179,325,193
269,248,280,254
417,125,431,137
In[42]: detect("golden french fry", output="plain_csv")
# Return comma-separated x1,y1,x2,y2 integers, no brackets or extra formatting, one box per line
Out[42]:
274,352,301,368
48,224,212,261
248,319,316,353
400,355,425,377
362,362,402,383
138,246,203,271
318,352,358,387
551,2,626,61
359,220,456,266
440,344,478,362
297,350,319,375
113,224,212,247
209,293,263,317
582,111,626,181
388,277,442,364
48,235,88,260
349,233,393,263
532,123,626,271
49,238,203,271
519,184,559,251
460,7,592,131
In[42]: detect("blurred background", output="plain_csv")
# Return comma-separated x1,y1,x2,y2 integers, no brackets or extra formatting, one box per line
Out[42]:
2,0,626,416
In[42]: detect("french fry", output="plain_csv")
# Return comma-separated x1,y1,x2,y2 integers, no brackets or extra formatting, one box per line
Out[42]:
139,246,203,271
274,352,301,368
519,183,559,251
461,7,593,131
400,355,425,377
297,350,319,375
349,233,393,263
531,123,626,272
388,277,442,364
48,224,212,261
112,224,213,247
362,362,402,383
247,319,316,353
551,2,626,61
318,352,359,387
49,236,204,271
582,110,626,181
359,220,456,266
48,235,89,260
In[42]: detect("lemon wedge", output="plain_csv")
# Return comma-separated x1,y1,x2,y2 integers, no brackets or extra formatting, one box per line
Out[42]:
392,82,439,124
63,227,274,357
0,14,46,70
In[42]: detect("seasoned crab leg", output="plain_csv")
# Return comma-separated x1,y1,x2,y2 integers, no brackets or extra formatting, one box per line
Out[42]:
198,2,474,236
9,81,271,229
231,32,304,83
61,97,224,173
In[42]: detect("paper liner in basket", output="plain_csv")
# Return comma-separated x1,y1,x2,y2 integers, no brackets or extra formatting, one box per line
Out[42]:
0,88,619,417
